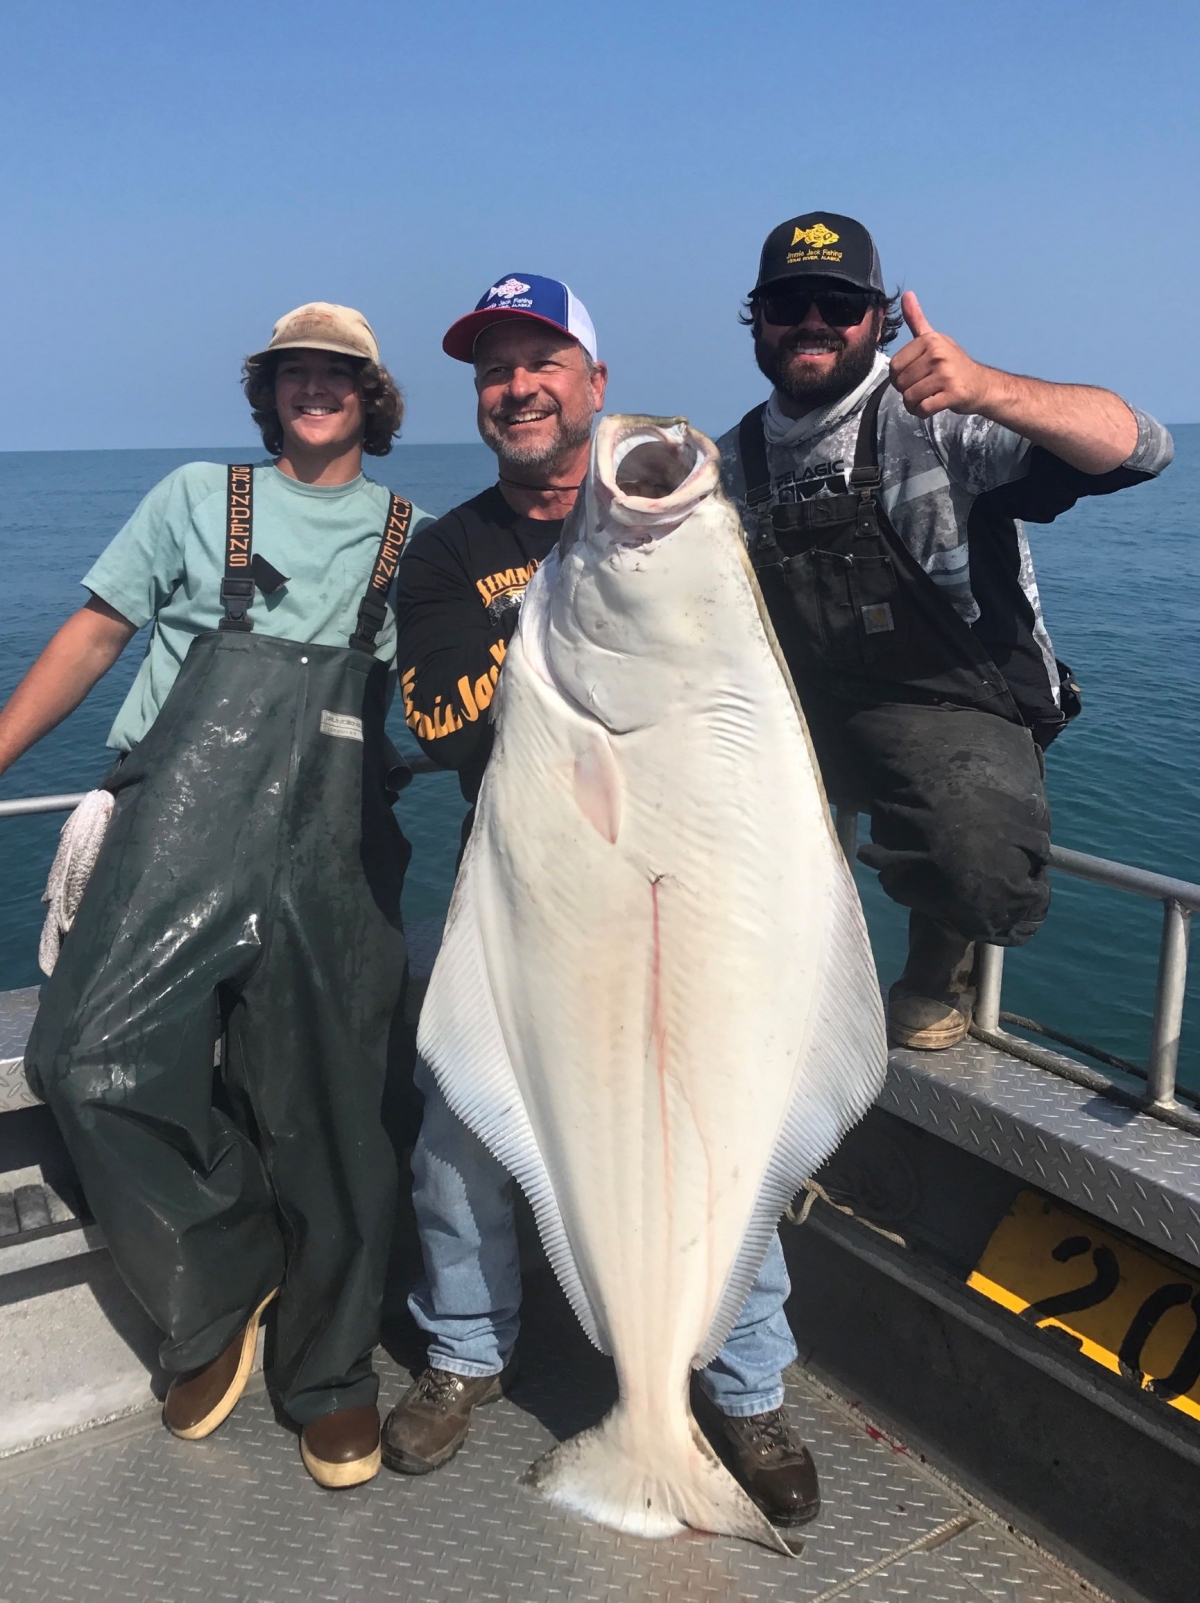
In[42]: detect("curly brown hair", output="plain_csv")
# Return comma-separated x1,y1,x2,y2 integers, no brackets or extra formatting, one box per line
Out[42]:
241,351,405,457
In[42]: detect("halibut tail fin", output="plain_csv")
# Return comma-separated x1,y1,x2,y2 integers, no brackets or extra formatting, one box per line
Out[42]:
524,1399,797,1556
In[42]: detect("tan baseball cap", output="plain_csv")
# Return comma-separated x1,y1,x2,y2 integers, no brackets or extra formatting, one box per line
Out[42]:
249,302,380,363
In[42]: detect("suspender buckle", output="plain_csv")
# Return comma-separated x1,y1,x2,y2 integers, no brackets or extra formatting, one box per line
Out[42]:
849,463,882,538
218,576,255,632
350,594,389,655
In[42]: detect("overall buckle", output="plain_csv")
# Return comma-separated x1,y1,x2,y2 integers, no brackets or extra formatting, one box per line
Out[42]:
219,576,255,632
350,594,389,654
849,465,882,537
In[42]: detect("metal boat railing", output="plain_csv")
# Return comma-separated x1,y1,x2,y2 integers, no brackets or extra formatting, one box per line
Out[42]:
0,789,1193,1131
0,755,444,820
834,806,1199,1133
0,793,90,817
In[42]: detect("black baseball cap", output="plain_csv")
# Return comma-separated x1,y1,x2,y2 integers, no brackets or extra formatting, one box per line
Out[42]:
751,212,884,296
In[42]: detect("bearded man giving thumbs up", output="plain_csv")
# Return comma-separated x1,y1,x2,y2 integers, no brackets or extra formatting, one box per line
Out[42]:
719,212,1172,1051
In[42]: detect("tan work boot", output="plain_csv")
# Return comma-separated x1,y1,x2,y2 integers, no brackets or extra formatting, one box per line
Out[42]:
888,912,976,1050
163,1288,278,1440
381,1363,517,1474
301,1404,382,1489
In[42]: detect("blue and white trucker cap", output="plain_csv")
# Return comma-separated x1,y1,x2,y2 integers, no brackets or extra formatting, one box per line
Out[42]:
442,273,598,363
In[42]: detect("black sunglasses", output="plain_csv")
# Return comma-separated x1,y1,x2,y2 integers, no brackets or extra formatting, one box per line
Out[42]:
756,285,877,329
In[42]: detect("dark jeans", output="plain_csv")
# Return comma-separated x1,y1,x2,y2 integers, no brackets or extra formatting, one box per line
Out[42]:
800,693,1052,947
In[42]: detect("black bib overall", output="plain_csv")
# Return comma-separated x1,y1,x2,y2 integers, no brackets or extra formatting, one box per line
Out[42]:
27,469,414,1424
741,380,1023,722
738,388,1052,946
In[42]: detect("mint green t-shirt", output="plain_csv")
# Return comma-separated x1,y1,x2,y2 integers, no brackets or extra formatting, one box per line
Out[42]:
83,461,433,751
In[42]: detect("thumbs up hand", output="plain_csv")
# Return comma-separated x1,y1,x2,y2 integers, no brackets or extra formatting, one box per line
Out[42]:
889,291,993,419
901,292,933,338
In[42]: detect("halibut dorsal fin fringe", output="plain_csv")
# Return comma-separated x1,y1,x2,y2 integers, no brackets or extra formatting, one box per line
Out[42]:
417,861,609,1355
696,854,886,1367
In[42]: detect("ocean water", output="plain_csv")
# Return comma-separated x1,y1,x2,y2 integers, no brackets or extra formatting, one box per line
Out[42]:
0,434,1195,1089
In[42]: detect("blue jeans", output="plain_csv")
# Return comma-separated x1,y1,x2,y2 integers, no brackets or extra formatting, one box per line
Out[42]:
408,1056,797,1418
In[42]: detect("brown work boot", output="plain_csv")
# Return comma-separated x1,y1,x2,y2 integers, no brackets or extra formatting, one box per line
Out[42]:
714,1407,821,1528
888,912,976,1050
381,1363,516,1475
301,1405,382,1488
163,1288,278,1440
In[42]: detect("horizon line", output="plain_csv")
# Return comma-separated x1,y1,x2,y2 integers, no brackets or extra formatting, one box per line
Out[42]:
0,440,494,455
3,423,1198,457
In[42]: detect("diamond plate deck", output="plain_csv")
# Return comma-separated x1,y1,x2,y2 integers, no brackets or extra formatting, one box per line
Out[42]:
881,1038,1200,1272
0,986,39,1113
827,1532,1087,1602
0,1330,1099,1603
0,988,39,1067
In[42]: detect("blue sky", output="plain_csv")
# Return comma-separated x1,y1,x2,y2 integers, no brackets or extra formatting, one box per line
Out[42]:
1,0,1196,449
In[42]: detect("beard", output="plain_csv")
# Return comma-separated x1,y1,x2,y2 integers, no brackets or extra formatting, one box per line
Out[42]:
480,395,595,474
754,326,879,410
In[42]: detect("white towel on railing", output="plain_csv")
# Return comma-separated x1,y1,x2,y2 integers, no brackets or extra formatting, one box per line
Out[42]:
38,789,114,977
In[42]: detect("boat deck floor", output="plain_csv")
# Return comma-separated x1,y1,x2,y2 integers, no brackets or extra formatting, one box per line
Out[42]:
0,1263,1103,1603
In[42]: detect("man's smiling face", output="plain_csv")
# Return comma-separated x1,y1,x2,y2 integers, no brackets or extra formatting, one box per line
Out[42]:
472,323,603,471
753,279,883,411
274,349,366,458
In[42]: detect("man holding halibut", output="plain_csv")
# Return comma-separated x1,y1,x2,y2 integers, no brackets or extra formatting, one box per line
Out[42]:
390,274,824,1530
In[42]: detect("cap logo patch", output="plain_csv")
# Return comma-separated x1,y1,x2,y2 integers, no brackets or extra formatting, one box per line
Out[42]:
487,278,532,302
791,223,840,249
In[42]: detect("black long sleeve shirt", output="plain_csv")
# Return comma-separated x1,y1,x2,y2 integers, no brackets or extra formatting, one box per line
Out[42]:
394,484,562,805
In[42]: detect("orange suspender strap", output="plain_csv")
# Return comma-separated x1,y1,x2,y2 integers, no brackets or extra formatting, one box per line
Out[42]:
349,494,413,653
219,464,255,632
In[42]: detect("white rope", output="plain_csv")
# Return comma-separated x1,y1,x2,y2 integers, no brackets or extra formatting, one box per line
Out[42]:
785,1179,908,1247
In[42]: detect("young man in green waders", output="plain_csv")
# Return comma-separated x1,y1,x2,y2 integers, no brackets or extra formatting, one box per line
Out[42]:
0,303,433,1487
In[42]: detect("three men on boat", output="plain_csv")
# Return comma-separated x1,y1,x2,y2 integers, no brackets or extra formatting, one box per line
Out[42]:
0,225,1173,1522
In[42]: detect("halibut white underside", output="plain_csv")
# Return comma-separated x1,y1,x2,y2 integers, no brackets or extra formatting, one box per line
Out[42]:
418,417,886,1554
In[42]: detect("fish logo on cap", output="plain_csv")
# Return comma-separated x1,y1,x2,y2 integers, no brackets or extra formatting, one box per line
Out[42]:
486,278,532,302
443,273,598,363
791,223,840,249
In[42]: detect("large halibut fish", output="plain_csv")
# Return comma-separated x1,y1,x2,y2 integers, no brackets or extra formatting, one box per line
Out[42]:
418,415,886,1553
